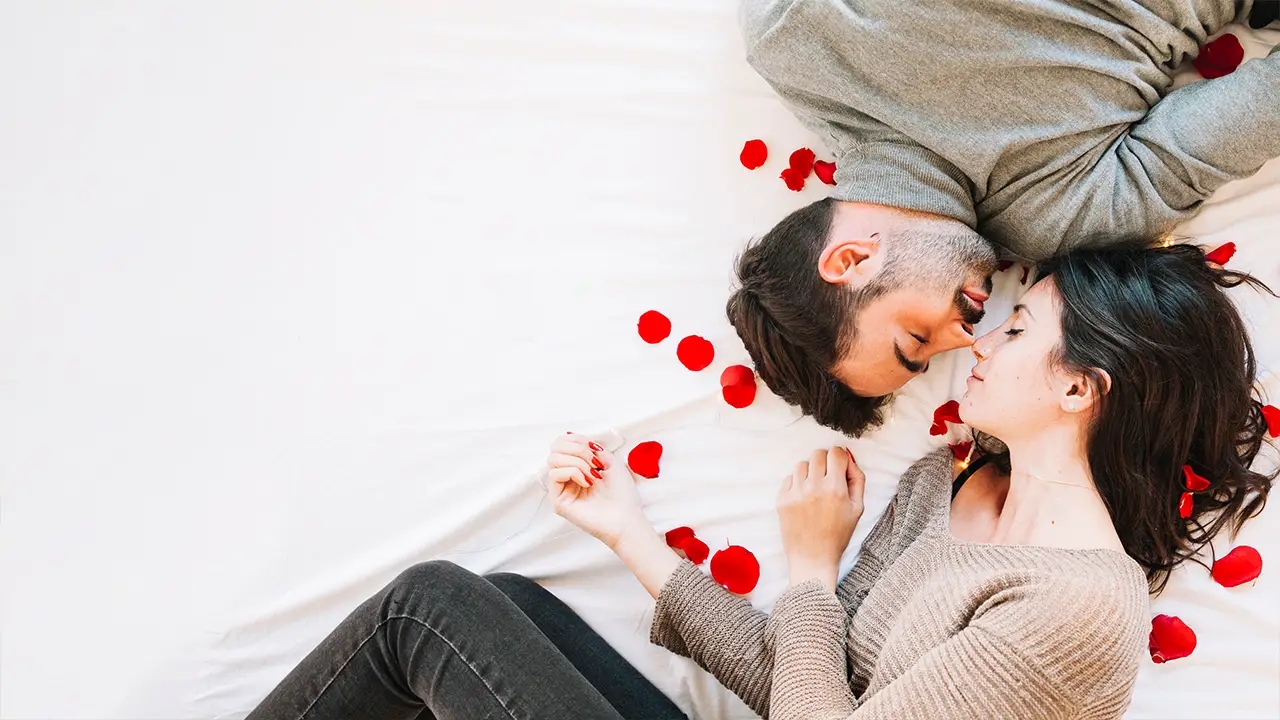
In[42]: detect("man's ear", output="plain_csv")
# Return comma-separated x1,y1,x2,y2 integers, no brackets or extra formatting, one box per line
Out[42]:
1060,369,1110,414
819,234,881,286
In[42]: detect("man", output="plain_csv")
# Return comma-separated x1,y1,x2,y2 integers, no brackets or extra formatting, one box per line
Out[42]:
730,0,1280,436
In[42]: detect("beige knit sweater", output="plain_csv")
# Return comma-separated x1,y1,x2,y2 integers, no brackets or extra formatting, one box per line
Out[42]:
651,449,1150,719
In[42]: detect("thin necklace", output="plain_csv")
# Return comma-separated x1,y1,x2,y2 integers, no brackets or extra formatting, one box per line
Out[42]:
1024,473,1099,493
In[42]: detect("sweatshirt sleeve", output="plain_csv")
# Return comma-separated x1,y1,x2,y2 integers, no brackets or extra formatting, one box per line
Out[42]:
767,577,1146,720
1075,46,1280,246
648,560,777,717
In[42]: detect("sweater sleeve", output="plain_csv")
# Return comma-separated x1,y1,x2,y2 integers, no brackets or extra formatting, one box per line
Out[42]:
649,560,777,717
767,576,1146,720
1073,46,1280,246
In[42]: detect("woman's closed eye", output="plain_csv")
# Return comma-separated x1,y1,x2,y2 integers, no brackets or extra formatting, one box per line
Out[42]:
1004,328,1024,337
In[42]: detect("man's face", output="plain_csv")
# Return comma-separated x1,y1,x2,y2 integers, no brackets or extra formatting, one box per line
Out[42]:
829,225,999,397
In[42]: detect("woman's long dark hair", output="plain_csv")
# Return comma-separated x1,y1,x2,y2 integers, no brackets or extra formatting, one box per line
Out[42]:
978,240,1276,594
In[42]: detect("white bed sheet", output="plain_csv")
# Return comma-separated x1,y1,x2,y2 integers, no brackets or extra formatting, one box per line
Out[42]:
2,3,1277,718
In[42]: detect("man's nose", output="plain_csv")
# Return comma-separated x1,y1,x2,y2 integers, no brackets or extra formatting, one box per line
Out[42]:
938,325,977,353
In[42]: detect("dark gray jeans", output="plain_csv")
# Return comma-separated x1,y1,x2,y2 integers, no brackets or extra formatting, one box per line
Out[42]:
247,560,687,720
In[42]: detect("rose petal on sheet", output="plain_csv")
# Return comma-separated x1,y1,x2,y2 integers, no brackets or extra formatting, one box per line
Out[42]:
1149,614,1197,663
720,364,754,388
676,335,715,371
710,545,761,594
950,441,974,461
1193,33,1244,79
1179,491,1194,519
1182,465,1211,492
664,526,695,548
637,310,672,344
680,537,710,565
1204,241,1236,266
780,166,806,192
1212,545,1263,588
1263,405,1280,438
813,160,837,185
788,147,816,177
627,441,664,479
722,383,757,409
740,139,768,170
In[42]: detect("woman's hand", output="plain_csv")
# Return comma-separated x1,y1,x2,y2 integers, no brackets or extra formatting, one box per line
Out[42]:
545,433,649,550
776,446,866,591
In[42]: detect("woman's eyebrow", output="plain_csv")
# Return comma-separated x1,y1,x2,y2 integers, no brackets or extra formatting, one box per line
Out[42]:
1013,303,1035,321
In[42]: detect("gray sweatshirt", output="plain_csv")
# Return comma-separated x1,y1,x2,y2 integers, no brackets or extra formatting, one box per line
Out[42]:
742,0,1280,260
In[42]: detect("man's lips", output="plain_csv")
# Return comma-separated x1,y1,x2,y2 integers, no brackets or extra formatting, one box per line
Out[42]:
962,288,988,313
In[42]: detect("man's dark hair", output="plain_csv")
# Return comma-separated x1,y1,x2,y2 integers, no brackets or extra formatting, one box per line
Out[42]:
726,198,892,436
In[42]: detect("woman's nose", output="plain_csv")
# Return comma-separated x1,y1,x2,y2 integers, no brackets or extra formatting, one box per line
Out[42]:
972,338,991,362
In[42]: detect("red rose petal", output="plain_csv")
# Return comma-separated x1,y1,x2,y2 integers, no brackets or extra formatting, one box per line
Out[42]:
813,160,836,185
933,400,962,427
679,537,710,565
1263,405,1280,438
780,167,806,192
1193,33,1244,79
1149,614,1197,663
1179,491,1194,519
1212,545,1263,588
720,365,754,388
627,441,663,479
930,399,963,437
722,382,757,409
676,335,715,371
637,310,672,344
997,260,1015,272
1019,266,1031,285
788,147,816,178
1182,465,1211,492
664,526,695,548
740,139,767,170
949,441,973,461
710,545,761,594
1205,242,1236,266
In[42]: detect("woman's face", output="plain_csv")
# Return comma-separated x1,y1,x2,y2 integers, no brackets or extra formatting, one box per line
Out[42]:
959,279,1077,439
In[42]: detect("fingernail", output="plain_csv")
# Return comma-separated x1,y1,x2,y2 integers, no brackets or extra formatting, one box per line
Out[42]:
585,477,594,487
589,441,604,452
590,467,602,480
591,457,604,470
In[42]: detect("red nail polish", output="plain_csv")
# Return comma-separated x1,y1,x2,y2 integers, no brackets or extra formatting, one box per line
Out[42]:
590,467,602,480
589,441,603,452
591,457,604,470
585,476,594,487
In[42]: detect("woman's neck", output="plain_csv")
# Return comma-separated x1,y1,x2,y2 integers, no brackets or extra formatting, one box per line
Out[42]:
990,428,1119,549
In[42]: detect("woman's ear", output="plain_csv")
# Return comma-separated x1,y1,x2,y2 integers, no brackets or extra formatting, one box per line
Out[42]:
1060,369,1110,414
819,234,881,286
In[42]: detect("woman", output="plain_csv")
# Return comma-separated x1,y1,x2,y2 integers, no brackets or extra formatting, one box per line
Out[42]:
250,242,1274,719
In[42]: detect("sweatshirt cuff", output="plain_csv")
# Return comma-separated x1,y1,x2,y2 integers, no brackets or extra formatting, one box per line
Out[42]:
650,559,730,655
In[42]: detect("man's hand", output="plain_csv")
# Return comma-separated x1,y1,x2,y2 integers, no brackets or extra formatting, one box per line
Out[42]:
776,446,866,591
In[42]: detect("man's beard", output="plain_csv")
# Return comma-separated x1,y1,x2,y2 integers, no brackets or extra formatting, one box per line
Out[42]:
868,229,1000,322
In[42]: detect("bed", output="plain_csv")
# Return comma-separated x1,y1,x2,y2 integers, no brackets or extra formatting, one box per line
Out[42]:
2,2,1277,718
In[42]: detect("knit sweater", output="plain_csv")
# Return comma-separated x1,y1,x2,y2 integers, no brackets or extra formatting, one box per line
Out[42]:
740,0,1280,260
650,449,1151,719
